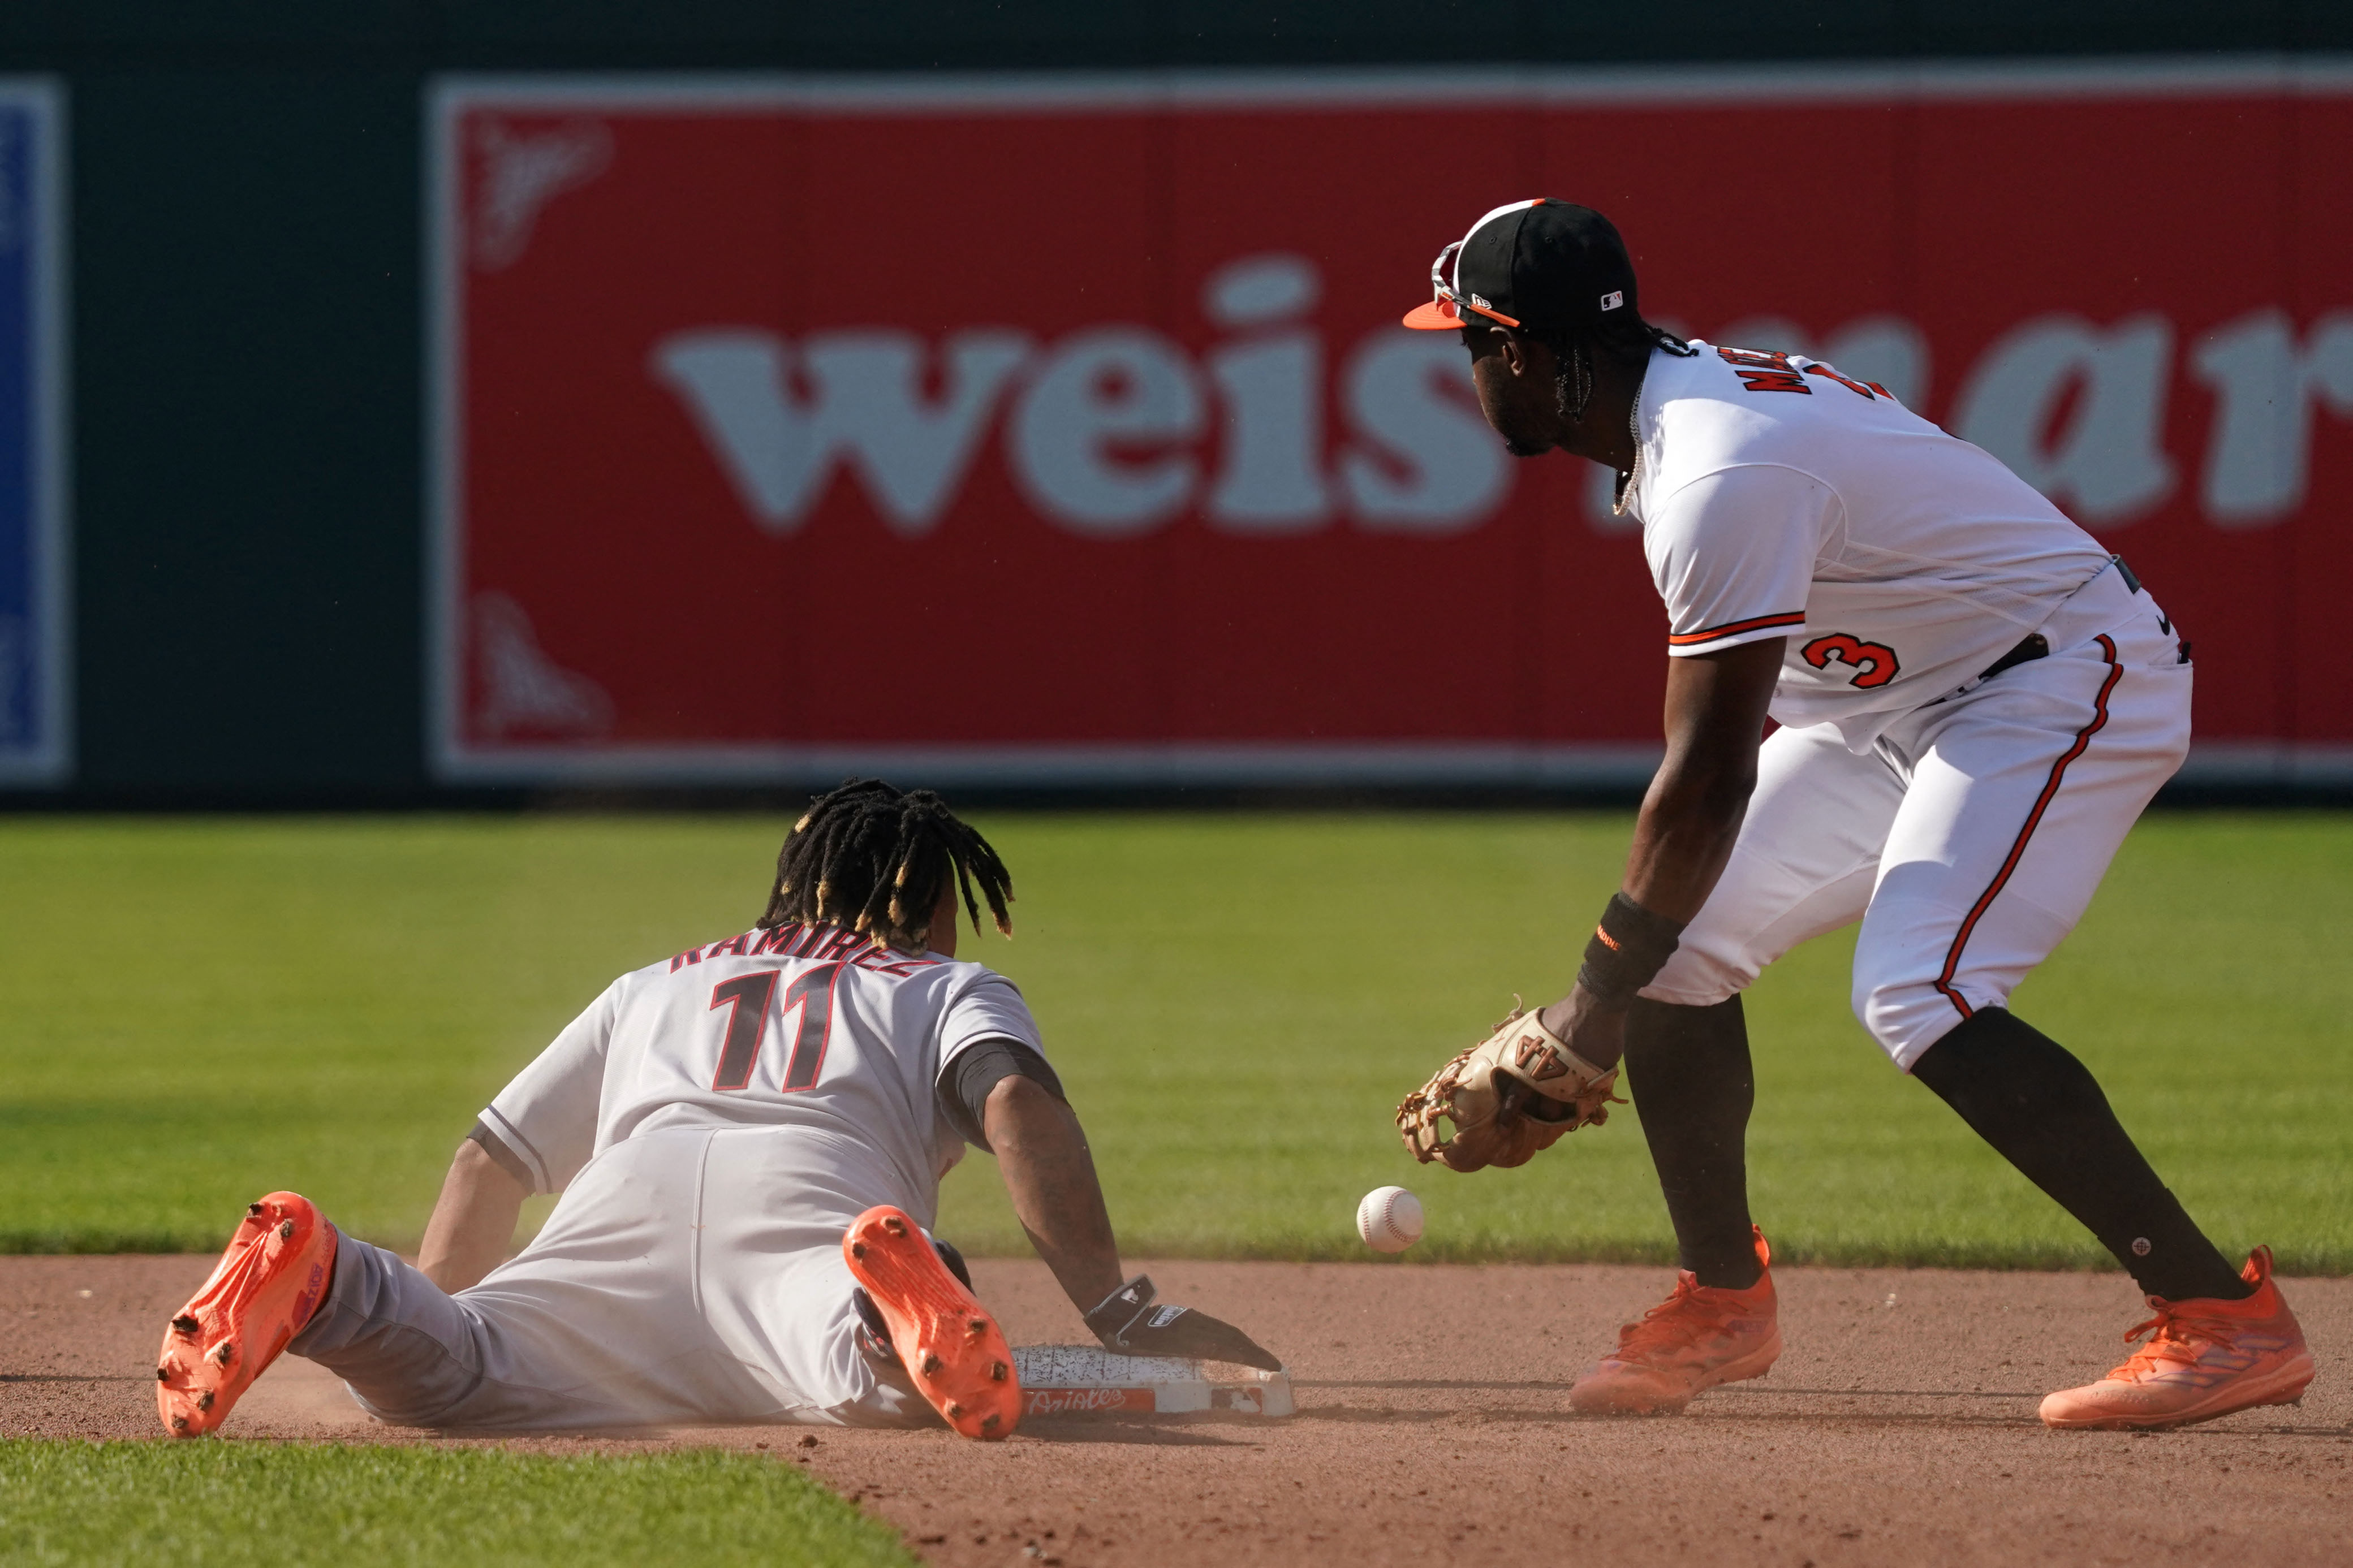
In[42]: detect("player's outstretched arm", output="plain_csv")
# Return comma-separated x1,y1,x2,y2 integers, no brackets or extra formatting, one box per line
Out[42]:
1537,637,1785,1068
985,1076,1281,1369
984,1075,1123,1311
1395,638,1786,1173
417,1138,530,1293
1622,636,1788,919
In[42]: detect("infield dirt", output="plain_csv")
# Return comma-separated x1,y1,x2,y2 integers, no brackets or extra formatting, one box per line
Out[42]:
5,1254,2347,1566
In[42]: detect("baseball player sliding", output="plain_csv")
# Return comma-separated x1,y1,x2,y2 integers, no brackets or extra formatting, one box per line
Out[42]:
1394,200,2313,1430
157,781,1276,1440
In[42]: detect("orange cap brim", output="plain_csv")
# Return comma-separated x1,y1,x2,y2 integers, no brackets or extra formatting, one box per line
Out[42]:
1402,299,1465,330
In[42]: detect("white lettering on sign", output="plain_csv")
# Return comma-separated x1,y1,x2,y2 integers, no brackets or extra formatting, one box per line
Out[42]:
1953,312,2176,524
653,278,2346,542
472,118,611,271
2191,309,2353,528
1338,330,1509,534
472,592,613,737
1205,255,1329,532
1208,332,1329,530
1008,327,1206,535
1203,253,1318,327
650,327,1031,536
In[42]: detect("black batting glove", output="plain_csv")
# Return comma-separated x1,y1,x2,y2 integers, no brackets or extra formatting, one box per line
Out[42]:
1081,1275,1282,1372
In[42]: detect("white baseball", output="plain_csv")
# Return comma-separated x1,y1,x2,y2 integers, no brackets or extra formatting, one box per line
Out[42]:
1356,1186,1424,1254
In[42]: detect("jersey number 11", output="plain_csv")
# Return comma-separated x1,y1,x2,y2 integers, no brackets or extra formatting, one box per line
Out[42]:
708,964,842,1092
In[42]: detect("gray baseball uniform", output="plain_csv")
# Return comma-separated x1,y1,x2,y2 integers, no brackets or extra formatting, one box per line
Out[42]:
290,921,1046,1429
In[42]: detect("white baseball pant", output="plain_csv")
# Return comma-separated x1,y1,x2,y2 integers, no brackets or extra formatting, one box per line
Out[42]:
288,1126,931,1430
1640,564,2191,1070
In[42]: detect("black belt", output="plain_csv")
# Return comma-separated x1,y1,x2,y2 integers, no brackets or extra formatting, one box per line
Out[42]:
1977,556,2139,684
1980,633,2048,682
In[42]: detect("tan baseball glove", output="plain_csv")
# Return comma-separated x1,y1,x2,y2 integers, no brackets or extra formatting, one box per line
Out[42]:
1395,999,1624,1172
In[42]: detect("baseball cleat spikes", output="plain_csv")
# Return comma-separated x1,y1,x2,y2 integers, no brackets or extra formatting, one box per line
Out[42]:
2040,1246,2316,1431
842,1205,1020,1442
154,1191,338,1439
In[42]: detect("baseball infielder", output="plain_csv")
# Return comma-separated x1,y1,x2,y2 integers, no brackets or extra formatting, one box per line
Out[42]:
158,781,1277,1440
1394,199,2313,1429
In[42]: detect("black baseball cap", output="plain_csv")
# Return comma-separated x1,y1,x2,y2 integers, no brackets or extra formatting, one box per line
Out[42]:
1402,198,1639,333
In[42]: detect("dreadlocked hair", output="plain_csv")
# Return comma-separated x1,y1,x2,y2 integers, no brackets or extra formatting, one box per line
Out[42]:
759,779,1014,953
1527,315,1697,421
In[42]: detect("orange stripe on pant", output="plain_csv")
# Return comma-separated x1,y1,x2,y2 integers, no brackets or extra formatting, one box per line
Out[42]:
1930,634,2124,1022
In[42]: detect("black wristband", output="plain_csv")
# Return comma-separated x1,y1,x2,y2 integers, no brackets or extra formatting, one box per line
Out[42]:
1574,892,1686,1006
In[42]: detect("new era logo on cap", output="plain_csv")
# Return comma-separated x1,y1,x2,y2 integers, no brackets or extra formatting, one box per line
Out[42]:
1601,290,1624,311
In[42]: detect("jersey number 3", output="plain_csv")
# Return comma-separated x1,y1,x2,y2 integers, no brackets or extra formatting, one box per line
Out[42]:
709,964,842,1092
1802,633,1901,689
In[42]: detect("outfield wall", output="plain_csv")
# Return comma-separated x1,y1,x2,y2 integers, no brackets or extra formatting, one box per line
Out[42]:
433,66,2353,790
2,6,2351,801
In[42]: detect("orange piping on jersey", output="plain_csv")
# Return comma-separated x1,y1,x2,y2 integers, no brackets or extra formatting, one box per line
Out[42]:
1666,611,1805,647
1928,634,2123,1028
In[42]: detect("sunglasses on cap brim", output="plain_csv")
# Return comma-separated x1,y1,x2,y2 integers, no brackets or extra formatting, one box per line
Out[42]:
1400,239,1523,331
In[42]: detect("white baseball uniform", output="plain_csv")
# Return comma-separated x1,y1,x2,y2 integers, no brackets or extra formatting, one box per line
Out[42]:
1620,340,2192,1067
288,921,1047,1429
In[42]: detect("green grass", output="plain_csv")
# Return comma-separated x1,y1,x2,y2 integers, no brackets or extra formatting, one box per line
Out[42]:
0,1440,913,1566
0,811,2346,1271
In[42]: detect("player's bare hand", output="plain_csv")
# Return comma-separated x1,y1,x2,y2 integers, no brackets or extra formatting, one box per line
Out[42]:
1538,983,1628,1073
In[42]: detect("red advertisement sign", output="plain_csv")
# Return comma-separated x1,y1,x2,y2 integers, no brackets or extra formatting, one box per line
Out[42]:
430,66,2353,785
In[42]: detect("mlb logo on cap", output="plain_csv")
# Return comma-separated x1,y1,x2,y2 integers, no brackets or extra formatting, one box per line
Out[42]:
1600,290,1624,312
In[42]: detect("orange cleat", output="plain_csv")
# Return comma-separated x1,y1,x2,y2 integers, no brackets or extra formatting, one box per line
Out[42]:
1570,1228,1781,1415
2040,1246,2315,1431
156,1191,337,1437
843,1205,1019,1440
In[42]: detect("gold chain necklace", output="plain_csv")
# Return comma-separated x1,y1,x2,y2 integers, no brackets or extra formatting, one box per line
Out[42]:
1611,373,1645,517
